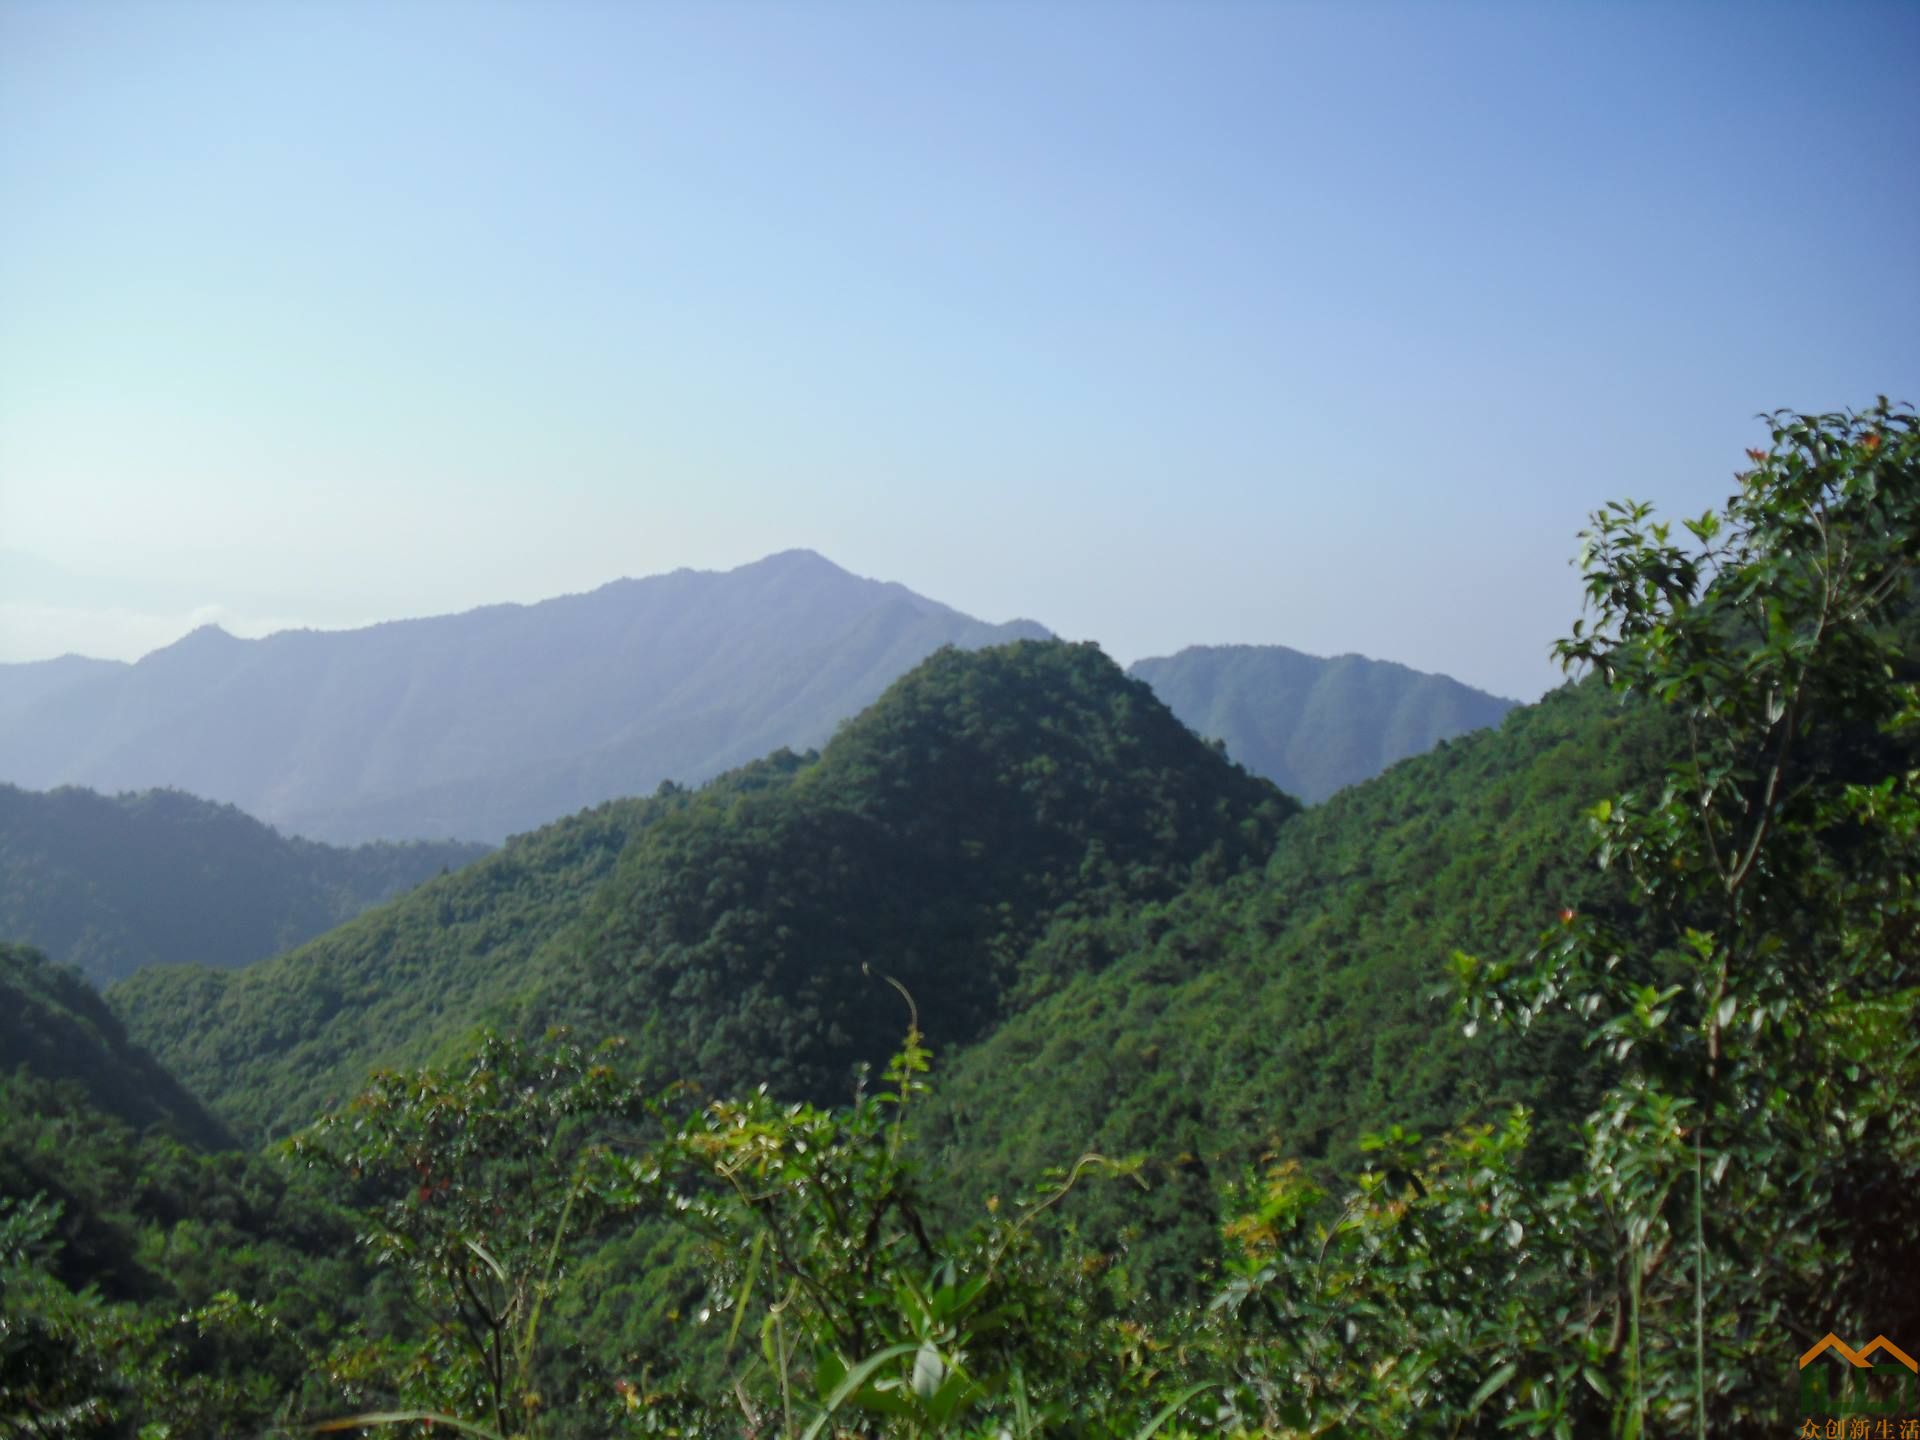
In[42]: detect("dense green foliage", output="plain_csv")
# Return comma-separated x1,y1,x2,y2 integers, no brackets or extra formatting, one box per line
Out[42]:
0,1073,374,1437
0,784,485,986
115,642,1292,1138
0,942,229,1149
921,675,1677,1290
540,641,1293,1101
6,404,1913,1437
110,793,662,1140
1129,643,1516,802
1447,402,1920,1428
0,947,376,1438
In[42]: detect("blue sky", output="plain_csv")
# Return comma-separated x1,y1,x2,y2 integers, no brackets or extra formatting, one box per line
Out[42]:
2,0,1915,699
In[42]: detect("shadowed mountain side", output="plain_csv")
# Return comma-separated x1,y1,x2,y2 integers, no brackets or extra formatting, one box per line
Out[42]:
0,940,369,1360
1130,643,1517,802
0,783,487,986
0,551,1049,844
0,941,231,1149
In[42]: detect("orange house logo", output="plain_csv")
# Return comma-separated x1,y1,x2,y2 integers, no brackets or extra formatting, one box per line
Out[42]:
1801,1335,1920,1374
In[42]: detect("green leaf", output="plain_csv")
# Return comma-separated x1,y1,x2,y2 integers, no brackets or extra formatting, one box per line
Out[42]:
461,1236,506,1285
311,1414,507,1440
1467,1361,1518,1414
725,1228,765,1354
800,1342,923,1440
912,1341,944,1400
1131,1382,1217,1440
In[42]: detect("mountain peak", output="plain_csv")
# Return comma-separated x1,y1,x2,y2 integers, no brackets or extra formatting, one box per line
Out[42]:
3,558,1056,844
740,548,848,577
133,622,240,667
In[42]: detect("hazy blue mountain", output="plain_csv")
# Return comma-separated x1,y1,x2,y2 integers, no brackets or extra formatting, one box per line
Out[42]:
0,551,1049,843
0,653,123,729
1129,643,1517,801
0,783,488,986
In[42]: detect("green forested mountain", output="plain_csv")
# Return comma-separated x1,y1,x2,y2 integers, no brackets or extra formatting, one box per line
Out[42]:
0,941,229,1148
1129,642,1517,802
921,677,1675,1286
535,640,1293,1101
106,792,661,1140
113,640,1293,1140
0,943,376,1431
108,643,1658,1244
0,783,487,986
0,551,1050,844
105,639,1668,1300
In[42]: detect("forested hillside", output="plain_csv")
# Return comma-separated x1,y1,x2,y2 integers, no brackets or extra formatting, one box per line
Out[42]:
1129,643,1516,800
0,941,229,1147
107,793,662,1139
90,642,1691,1396
0,945,377,1431
922,677,1675,1284
533,640,1293,1101
0,784,486,985
112,641,1294,1139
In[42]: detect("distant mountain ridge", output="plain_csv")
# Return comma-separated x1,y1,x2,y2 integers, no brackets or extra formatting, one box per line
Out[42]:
0,551,1049,844
0,783,487,986
1,555,1515,844
1128,643,1516,802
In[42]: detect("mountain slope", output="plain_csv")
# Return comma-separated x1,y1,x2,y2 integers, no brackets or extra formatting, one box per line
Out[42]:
1129,643,1516,801
106,793,660,1139
0,551,1049,844
0,941,229,1149
112,640,1295,1140
536,639,1294,1101
0,941,369,1428
920,678,1674,1288
0,783,487,986
0,653,122,729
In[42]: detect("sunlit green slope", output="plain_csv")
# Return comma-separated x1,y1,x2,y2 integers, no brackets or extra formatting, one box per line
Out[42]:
108,793,658,1139
921,678,1675,1287
113,640,1295,1140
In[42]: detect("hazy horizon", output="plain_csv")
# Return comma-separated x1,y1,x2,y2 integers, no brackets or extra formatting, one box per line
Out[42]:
5,1,1916,701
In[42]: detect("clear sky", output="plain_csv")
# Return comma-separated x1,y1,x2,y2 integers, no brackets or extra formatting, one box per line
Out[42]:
2,0,1915,700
